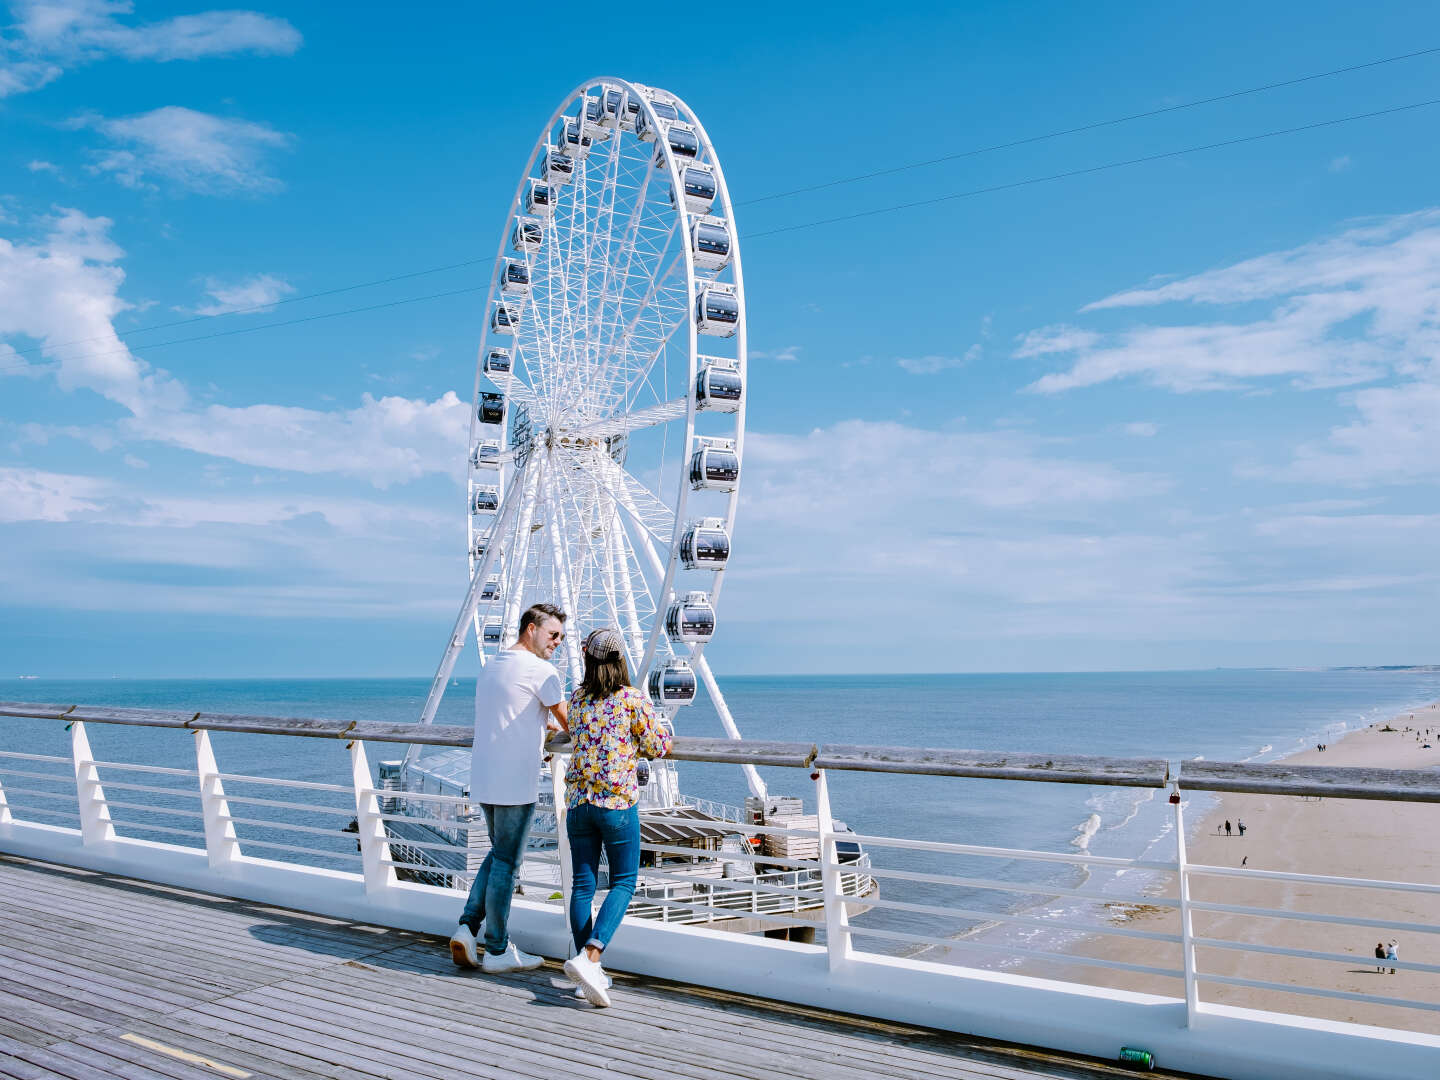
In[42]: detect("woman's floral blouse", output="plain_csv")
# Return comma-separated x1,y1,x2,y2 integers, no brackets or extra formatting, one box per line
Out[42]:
564,685,672,809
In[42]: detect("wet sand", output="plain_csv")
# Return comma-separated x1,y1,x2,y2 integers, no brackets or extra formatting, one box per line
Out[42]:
1028,702,1440,1032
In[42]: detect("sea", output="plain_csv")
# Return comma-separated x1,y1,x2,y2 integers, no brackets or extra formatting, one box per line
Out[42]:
3,669,1438,964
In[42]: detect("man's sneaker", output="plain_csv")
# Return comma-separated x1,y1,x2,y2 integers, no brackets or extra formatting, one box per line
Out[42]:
572,966,611,999
482,943,544,973
449,924,479,969
563,952,611,1007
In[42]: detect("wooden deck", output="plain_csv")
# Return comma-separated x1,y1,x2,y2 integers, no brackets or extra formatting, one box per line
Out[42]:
0,854,1196,1080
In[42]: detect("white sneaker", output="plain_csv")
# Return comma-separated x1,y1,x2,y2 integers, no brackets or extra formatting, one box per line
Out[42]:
564,953,611,1007
449,925,479,969
482,943,544,973
572,967,611,999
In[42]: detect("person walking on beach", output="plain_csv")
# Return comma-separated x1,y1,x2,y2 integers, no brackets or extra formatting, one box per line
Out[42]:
1375,942,1387,972
1387,940,1399,975
1224,819,1232,837
1237,819,1246,837
450,603,569,973
561,627,673,1007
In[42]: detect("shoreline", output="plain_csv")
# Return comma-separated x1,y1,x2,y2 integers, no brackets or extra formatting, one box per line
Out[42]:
1026,699,1440,1031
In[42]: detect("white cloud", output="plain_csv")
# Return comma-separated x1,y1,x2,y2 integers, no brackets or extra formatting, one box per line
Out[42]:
76,106,291,194
26,159,60,173
1282,381,1440,485
1122,422,1158,437
0,207,469,486
1024,209,1440,393
1,1,300,97
1329,155,1352,173
195,272,293,315
898,346,979,375
0,466,105,521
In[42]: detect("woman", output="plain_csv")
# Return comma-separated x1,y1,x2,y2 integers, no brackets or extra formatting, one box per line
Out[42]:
561,627,672,1006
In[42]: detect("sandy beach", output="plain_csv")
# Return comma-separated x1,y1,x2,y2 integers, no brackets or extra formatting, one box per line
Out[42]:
1024,701,1440,1033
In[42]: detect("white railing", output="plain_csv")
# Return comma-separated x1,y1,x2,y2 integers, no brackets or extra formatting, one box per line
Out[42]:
1,701,1437,1080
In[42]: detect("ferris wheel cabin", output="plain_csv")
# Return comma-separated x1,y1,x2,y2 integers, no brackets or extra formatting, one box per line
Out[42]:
471,486,499,513
666,591,716,643
470,441,500,468
491,302,521,335
482,617,503,647
681,518,731,569
672,164,718,215
690,216,732,272
634,98,680,142
696,357,742,411
543,147,574,186
512,217,542,253
689,437,739,491
648,658,698,707
480,575,501,602
478,392,505,426
500,262,529,297
560,119,593,158
524,179,554,218
484,347,512,374
696,283,739,337
472,530,491,558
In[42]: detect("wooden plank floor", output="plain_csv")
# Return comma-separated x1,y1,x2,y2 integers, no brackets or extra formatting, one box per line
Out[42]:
0,855,1202,1080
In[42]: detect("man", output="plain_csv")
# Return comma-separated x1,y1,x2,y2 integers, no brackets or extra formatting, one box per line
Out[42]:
450,603,569,973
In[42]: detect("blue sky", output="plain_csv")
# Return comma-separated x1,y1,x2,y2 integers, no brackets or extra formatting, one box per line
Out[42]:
2,0,1439,677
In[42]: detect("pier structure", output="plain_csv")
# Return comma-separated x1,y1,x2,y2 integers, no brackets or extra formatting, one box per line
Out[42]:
2,701,1438,1080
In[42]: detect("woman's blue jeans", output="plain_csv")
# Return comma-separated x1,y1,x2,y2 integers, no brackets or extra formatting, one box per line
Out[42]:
566,801,640,954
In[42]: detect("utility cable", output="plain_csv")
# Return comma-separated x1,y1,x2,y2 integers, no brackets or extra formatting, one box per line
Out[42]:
736,44,1440,207
3,97,1438,377
742,97,1440,240
7,43,1433,367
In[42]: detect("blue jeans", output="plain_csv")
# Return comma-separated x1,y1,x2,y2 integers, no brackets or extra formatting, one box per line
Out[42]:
566,802,640,955
459,802,536,956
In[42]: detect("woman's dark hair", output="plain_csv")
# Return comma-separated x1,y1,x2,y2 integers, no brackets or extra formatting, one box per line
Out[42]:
578,650,631,701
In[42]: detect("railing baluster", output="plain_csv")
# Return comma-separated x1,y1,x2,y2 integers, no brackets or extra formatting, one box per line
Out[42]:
1172,782,1199,1026
814,768,851,969
194,729,241,867
71,722,115,846
0,767,10,826
550,755,574,945
350,740,396,895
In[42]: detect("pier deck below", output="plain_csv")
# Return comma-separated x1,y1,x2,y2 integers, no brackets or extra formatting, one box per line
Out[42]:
0,854,1195,1080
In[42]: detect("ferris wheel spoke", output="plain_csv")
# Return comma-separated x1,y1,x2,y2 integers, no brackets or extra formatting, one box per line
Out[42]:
569,396,687,440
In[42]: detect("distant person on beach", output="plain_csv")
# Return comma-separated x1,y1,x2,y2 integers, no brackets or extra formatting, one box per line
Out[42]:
450,603,569,974
1237,820,1246,837
1387,940,1399,975
1375,942,1386,972
1224,819,1232,837
561,626,673,1007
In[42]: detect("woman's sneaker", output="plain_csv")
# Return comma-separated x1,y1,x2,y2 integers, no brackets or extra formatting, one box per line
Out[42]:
482,943,544,973
572,966,611,999
563,953,611,1007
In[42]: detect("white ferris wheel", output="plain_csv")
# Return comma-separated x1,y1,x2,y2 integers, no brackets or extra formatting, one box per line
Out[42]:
418,77,765,802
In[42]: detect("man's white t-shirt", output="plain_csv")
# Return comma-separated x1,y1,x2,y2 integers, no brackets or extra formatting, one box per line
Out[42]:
469,647,564,805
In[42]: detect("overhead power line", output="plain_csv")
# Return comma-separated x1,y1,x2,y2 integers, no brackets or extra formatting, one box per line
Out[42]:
736,44,1440,207
742,97,1440,240
7,41,1433,369
2,91,1438,377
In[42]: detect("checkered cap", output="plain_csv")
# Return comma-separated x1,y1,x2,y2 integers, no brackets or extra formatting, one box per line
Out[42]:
583,627,624,659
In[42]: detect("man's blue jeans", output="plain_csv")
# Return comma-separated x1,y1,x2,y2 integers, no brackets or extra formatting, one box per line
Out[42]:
459,802,536,956
566,801,640,954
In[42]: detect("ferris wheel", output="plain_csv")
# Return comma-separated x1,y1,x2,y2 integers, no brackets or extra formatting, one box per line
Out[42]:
417,78,764,800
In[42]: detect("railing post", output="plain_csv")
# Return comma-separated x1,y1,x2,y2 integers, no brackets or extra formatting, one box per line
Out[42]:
0,768,11,825
549,754,574,948
71,721,115,846
813,768,852,970
194,729,242,868
1171,782,1199,1025
350,740,396,896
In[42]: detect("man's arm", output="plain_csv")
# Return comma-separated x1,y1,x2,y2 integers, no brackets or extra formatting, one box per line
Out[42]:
546,698,568,734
